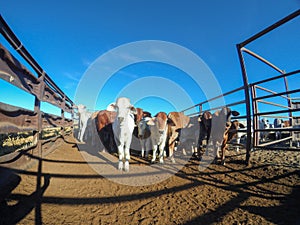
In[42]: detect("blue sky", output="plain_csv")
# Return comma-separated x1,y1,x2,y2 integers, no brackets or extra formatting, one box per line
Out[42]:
1,1,300,117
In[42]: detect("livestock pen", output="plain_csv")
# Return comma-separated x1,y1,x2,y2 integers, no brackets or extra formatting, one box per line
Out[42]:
0,9,299,225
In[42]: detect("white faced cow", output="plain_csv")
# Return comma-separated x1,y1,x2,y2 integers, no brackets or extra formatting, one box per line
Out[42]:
75,104,92,143
259,118,270,142
111,97,136,172
137,116,152,158
147,112,168,164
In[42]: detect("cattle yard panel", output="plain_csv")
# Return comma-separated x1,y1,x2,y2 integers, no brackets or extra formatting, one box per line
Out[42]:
181,9,300,165
181,84,249,153
0,15,74,168
236,9,300,164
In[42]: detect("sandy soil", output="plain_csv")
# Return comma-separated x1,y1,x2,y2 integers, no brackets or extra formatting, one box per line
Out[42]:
1,138,300,225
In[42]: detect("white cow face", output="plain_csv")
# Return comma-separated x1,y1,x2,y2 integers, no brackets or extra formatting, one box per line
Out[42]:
113,97,136,124
76,104,87,114
261,118,270,129
147,112,168,134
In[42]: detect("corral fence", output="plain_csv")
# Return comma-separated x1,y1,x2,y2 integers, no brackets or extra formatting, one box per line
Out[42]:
0,15,75,168
182,9,300,165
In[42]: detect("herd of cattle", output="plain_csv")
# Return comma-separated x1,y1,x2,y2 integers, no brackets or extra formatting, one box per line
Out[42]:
74,97,290,172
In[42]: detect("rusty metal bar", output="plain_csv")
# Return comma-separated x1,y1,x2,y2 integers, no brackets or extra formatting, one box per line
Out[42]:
239,9,300,47
236,44,252,165
255,85,291,100
254,88,300,102
257,99,292,109
254,107,300,117
0,15,74,107
181,86,245,113
241,47,284,74
251,69,300,86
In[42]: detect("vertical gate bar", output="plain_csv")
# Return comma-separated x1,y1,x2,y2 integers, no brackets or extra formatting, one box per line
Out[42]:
34,72,46,157
251,85,259,147
283,75,293,147
61,95,66,138
236,44,252,165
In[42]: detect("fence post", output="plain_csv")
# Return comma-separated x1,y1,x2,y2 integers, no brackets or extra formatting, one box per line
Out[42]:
236,44,252,166
61,95,66,137
34,72,46,157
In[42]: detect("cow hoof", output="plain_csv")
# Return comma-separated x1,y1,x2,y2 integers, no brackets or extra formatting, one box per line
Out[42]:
171,158,176,163
159,158,164,164
124,161,129,172
118,161,123,171
221,160,226,166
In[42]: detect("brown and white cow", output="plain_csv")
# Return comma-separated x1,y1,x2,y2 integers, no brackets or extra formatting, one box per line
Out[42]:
197,107,241,165
95,109,117,153
167,112,190,163
147,112,169,163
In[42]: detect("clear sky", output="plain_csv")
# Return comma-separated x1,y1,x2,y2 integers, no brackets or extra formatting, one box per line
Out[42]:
1,1,300,117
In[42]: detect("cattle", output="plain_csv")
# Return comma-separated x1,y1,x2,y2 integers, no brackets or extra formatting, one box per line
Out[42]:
74,104,92,143
111,97,136,172
197,107,240,165
146,112,169,164
234,120,248,152
131,108,152,157
137,116,152,158
175,115,199,156
85,111,100,147
167,112,190,163
274,118,284,140
259,118,271,142
95,108,117,153
197,111,212,158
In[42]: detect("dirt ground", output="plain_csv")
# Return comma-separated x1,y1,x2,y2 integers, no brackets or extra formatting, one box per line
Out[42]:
1,138,300,225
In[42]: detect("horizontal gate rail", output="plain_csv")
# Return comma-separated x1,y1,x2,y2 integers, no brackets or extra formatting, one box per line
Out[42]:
0,15,75,168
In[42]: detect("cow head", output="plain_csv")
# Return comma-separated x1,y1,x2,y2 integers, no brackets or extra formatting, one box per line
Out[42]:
168,112,190,129
111,97,136,124
76,104,87,114
147,112,168,134
260,118,270,129
138,117,151,138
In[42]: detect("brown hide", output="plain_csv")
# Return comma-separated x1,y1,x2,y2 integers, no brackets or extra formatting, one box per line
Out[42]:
95,110,117,153
167,112,190,161
155,112,168,131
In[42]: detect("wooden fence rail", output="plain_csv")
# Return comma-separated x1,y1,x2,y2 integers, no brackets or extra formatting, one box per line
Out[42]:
0,15,75,168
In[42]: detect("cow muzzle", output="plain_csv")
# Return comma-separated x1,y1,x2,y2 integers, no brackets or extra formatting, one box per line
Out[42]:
118,117,124,124
159,130,165,135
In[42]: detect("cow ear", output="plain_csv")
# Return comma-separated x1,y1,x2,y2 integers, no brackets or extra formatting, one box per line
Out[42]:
167,118,176,126
187,123,194,128
232,111,240,116
107,103,116,111
147,118,155,126
239,123,245,128
130,106,137,114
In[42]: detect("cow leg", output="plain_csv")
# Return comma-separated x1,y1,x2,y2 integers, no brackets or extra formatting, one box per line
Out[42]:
123,141,131,172
168,142,176,163
117,145,125,171
196,139,203,160
220,138,227,165
79,121,87,142
140,139,145,157
151,144,158,163
158,146,164,164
